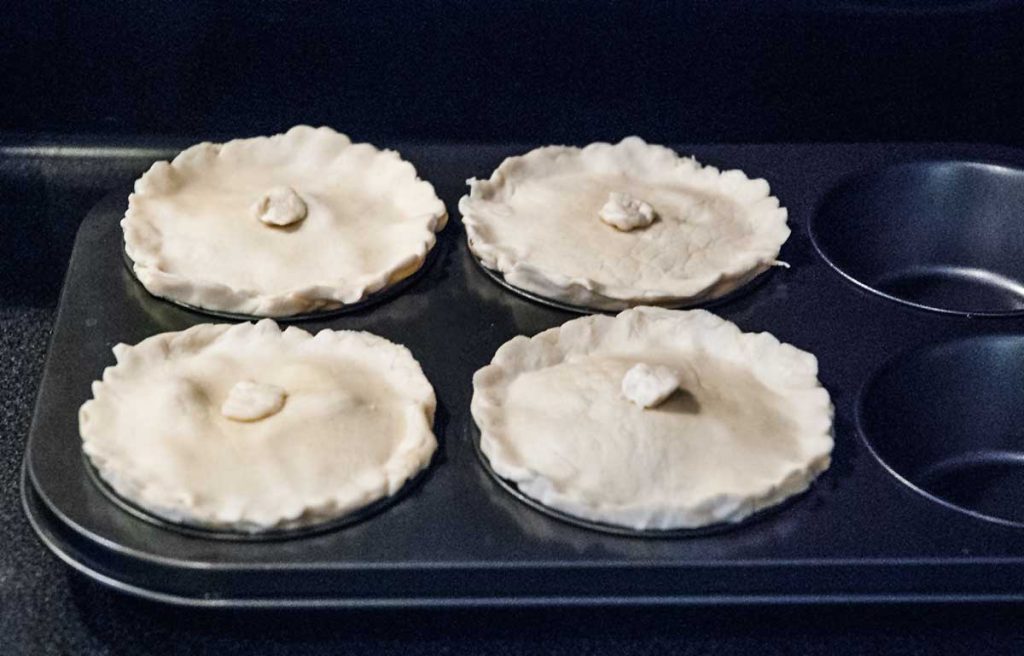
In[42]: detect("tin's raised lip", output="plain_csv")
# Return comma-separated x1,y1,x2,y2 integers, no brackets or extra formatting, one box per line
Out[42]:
467,420,807,539
466,235,774,316
79,451,435,542
810,236,1024,319
121,240,442,322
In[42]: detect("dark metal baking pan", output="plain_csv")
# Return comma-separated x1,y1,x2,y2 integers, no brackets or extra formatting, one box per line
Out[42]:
22,141,1024,606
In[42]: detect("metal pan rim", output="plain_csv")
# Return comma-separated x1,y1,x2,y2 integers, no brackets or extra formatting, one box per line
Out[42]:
467,420,804,539
466,235,774,316
121,241,442,322
77,450,435,543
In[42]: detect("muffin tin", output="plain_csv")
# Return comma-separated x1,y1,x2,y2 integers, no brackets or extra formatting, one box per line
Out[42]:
22,141,1024,606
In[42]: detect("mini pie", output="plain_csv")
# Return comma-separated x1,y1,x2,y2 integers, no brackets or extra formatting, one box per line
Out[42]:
80,320,437,532
459,137,790,310
471,307,833,530
123,125,447,317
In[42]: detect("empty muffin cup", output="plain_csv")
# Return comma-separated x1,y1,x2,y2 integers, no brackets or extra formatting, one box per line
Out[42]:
859,335,1024,527
812,161,1024,316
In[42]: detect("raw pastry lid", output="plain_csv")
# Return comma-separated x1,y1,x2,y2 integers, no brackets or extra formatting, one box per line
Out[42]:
122,125,448,317
459,137,790,310
471,307,833,531
79,319,438,533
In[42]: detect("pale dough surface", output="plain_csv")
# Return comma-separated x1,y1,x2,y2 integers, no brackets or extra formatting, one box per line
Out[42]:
459,138,790,310
123,125,447,317
471,307,833,530
80,320,437,532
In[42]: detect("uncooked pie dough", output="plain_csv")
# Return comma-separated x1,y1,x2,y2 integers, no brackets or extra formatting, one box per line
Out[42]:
471,307,833,530
459,138,790,310
80,320,437,532
123,125,448,317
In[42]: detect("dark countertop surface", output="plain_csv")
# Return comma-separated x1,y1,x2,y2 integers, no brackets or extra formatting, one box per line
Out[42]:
4,139,1024,654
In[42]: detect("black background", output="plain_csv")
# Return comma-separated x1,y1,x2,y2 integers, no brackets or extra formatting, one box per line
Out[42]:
4,1,1024,654
4,0,1024,145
